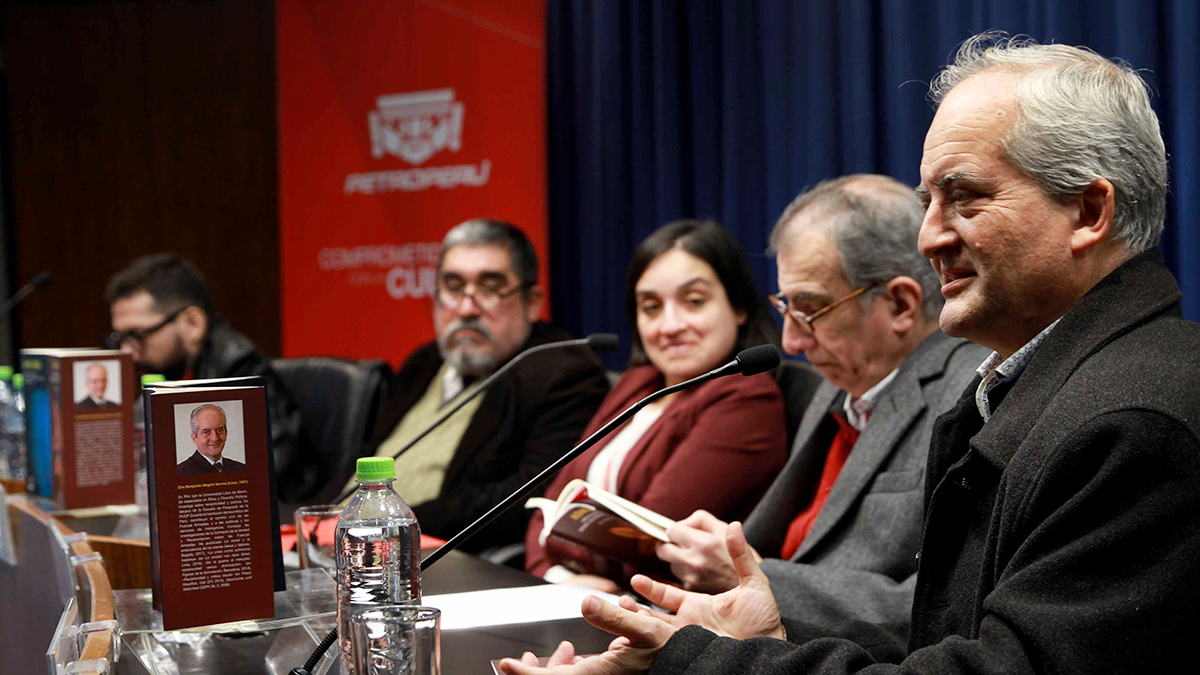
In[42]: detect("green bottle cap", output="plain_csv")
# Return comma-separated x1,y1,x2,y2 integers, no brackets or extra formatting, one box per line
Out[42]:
141,373,166,385
12,373,23,389
0,366,12,381
356,457,395,481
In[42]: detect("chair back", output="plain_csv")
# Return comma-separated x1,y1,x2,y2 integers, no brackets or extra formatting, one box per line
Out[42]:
272,357,392,505
1,497,118,674
773,359,825,452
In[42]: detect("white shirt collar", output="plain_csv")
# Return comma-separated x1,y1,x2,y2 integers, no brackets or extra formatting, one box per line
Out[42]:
197,451,223,466
843,367,899,431
441,365,466,406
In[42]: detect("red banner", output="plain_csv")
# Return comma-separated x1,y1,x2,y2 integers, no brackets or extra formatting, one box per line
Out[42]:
277,0,548,367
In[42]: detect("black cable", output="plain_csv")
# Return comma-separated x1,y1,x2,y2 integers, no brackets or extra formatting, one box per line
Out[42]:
290,626,339,675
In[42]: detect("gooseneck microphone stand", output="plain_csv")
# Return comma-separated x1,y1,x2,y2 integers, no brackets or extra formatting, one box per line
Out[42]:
330,333,619,505
0,270,52,319
419,344,779,570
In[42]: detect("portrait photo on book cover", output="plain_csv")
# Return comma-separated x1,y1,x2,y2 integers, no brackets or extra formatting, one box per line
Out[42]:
174,400,247,476
72,359,122,411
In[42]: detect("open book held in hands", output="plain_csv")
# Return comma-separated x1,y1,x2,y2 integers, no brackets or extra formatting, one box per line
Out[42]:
526,479,675,583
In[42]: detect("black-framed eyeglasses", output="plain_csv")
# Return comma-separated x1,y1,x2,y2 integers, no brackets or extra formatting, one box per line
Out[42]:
105,307,185,349
768,282,879,334
435,277,533,312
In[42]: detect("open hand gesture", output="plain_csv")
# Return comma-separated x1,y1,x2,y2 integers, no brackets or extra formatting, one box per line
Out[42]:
497,595,676,675
636,521,783,640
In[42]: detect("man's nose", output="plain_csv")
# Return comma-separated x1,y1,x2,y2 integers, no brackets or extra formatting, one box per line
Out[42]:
918,205,958,260
455,293,484,317
781,317,816,356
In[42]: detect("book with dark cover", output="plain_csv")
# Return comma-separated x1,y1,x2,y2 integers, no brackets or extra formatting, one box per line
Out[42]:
143,377,285,630
543,499,674,583
527,479,675,584
18,349,136,508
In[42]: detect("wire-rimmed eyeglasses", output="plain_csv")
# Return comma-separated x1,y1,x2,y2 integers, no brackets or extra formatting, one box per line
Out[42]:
435,276,533,312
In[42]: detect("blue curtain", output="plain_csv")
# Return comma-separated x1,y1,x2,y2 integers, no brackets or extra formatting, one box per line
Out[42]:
547,0,1200,370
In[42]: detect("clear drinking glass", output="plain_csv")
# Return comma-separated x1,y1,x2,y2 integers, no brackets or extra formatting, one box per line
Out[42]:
350,605,440,675
294,504,344,570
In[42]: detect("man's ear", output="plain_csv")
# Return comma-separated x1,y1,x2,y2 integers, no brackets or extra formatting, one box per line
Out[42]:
177,306,208,346
884,277,923,335
1071,177,1116,256
524,286,546,322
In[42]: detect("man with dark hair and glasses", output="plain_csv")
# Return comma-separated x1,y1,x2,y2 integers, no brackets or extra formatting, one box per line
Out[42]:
352,219,610,551
654,175,988,639
105,254,301,495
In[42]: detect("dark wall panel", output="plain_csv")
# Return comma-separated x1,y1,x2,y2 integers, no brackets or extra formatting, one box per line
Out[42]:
1,0,279,355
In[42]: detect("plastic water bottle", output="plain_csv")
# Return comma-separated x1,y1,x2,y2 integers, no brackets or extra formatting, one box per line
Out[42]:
10,373,25,480
335,456,421,674
110,373,166,541
133,374,165,509
0,366,23,481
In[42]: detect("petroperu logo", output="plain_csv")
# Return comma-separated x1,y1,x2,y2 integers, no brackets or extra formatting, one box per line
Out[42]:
369,89,462,164
345,88,491,195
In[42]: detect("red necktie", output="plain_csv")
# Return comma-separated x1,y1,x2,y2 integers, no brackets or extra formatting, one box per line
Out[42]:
779,412,860,559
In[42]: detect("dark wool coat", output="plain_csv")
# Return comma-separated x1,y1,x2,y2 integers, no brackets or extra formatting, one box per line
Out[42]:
653,250,1200,674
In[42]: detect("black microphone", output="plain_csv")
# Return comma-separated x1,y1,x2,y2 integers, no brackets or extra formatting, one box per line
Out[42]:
738,344,781,373
331,332,620,504
0,270,52,318
418,344,781,570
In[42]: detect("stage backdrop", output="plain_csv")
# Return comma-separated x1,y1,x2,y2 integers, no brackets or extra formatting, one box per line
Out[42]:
278,0,547,367
548,0,1200,371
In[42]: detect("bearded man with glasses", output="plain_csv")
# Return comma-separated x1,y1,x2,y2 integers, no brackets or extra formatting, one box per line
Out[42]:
355,219,610,552
106,254,302,495
654,175,988,639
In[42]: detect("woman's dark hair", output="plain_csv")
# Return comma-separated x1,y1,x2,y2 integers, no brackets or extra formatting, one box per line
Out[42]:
626,219,780,368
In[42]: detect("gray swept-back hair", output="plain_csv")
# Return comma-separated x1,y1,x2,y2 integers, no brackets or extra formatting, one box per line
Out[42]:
770,174,943,320
438,219,539,291
929,32,1167,255
189,404,226,437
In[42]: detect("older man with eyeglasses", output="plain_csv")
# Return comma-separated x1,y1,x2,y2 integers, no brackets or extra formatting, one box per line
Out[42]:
353,219,610,551
653,175,988,639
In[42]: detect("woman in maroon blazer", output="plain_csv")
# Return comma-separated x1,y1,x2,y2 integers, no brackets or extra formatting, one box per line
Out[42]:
525,220,787,591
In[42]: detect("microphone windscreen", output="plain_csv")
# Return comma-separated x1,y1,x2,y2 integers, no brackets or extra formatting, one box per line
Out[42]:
30,271,52,289
586,333,620,352
735,344,781,375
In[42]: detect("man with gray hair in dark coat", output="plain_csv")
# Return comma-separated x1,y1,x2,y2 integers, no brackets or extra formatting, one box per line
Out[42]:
498,32,1200,675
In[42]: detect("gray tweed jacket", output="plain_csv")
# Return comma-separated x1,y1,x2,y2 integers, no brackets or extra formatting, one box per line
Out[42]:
744,330,989,638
